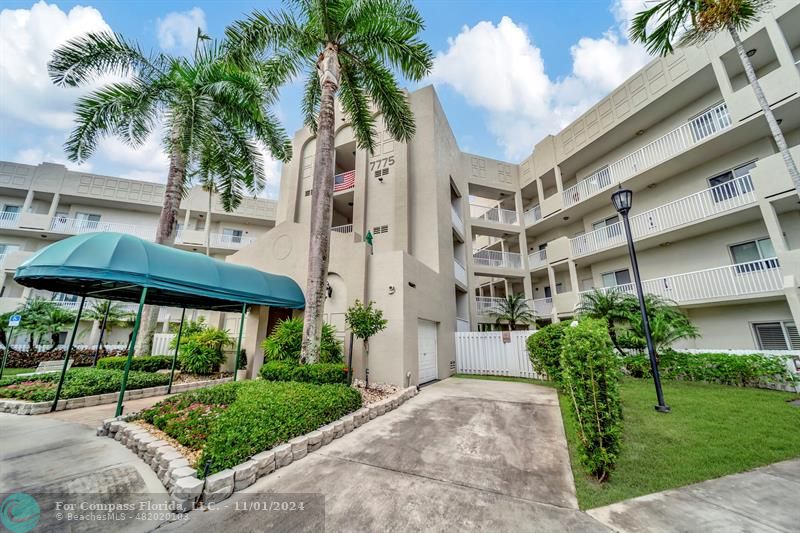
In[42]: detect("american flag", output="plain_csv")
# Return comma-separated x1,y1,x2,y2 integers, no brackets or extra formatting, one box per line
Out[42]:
334,170,355,192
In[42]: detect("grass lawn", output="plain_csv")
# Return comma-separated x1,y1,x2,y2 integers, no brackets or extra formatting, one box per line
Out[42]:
561,378,800,509
0,368,35,377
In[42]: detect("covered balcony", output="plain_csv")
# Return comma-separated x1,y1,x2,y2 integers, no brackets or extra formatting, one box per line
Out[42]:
528,248,548,271
470,204,518,226
49,216,156,240
473,249,523,271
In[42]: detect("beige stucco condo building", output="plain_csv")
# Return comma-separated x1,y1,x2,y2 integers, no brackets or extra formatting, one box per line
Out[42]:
230,0,800,386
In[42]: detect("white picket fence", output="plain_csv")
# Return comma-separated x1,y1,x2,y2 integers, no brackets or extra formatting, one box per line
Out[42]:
152,333,176,355
455,331,545,379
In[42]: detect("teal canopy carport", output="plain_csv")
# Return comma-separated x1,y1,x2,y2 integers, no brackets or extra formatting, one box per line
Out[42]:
11,232,304,415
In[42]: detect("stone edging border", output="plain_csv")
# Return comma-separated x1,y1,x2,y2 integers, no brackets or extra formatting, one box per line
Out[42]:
0,377,233,416
98,385,419,508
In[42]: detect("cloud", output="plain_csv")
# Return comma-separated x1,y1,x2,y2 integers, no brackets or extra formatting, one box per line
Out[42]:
156,7,206,55
0,1,112,129
429,1,651,160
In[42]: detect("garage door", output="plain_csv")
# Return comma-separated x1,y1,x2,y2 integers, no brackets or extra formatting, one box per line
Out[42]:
418,319,438,384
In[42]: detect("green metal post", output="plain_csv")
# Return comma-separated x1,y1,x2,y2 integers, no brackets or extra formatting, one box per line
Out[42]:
233,303,246,381
0,326,16,380
115,287,147,417
167,307,186,394
50,296,86,412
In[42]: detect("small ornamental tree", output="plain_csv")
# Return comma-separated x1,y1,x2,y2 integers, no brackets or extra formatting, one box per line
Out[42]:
345,300,388,387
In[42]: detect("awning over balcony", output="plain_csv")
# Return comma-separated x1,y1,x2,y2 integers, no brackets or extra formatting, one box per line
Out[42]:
14,232,304,312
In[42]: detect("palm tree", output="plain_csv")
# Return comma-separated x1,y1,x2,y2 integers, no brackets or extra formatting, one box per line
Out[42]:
629,0,800,198
83,300,134,357
620,294,700,361
576,289,632,356
226,0,434,363
489,294,535,331
39,307,78,351
49,31,292,354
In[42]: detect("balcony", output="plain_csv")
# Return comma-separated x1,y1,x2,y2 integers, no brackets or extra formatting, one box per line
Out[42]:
473,250,522,270
334,170,355,193
580,258,783,306
528,248,548,270
529,297,553,317
50,217,155,240
475,296,504,316
470,204,519,226
524,204,542,226
451,205,464,229
456,318,471,332
0,211,20,229
570,174,756,258
209,232,256,249
563,102,732,209
331,224,353,234
454,259,468,286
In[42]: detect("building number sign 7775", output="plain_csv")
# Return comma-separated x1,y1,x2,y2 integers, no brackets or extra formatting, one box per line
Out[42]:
369,156,395,171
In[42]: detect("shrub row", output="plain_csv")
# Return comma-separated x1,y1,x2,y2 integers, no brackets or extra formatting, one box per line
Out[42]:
141,380,362,475
0,367,169,402
96,355,174,373
2,349,126,369
259,361,349,385
623,350,796,387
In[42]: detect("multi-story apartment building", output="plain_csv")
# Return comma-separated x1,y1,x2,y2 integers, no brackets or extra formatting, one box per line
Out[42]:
0,160,278,345
230,1,799,386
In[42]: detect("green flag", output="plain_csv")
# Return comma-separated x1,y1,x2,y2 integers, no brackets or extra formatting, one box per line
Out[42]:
365,230,374,247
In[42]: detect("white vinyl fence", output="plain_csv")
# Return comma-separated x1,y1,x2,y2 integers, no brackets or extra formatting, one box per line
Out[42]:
455,331,546,379
152,333,176,356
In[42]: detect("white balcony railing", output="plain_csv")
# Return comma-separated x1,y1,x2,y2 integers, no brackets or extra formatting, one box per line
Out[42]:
0,211,21,228
476,296,505,315
451,205,464,229
563,102,732,208
331,224,353,234
529,297,553,317
524,204,542,225
473,249,523,270
571,174,755,258
528,248,548,270
470,204,519,225
0,254,6,269
49,217,155,240
454,259,468,285
209,233,256,249
580,258,782,306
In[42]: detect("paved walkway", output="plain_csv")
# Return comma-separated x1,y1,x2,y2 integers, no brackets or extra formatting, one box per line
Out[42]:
164,377,606,532
588,459,800,532
42,394,171,428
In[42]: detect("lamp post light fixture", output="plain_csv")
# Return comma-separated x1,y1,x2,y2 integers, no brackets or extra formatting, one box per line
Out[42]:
611,186,670,413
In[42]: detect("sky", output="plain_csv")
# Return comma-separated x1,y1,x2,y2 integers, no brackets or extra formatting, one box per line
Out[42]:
0,0,654,198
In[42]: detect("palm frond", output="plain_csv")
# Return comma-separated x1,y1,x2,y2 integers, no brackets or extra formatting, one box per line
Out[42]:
338,57,376,152
356,56,415,143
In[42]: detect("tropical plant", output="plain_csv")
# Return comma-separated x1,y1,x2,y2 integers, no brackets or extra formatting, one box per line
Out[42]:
226,0,434,362
526,321,570,383
577,289,634,356
178,327,234,375
38,306,78,351
345,299,388,384
618,295,700,362
14,298,75,352
261,317,343,364
49,30,292,356
82,300,134,356
489,294,535,331
629,0,799,198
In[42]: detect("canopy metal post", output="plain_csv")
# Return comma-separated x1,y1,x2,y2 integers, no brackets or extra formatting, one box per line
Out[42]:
50,296,86,412
168,307,186,394
92,301,111,367
233,303,246,381
115,287,147,417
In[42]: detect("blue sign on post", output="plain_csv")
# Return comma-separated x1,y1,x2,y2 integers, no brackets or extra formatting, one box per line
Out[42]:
8,314,21,327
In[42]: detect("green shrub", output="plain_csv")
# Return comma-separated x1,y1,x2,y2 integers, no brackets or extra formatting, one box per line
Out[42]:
623,350,796,387
259,361,348,384
560,318,623,482
526,321,570,382
178,327,233,374
97,355,173,372
261,317,342,363
199,381,362,473
0,368,169,402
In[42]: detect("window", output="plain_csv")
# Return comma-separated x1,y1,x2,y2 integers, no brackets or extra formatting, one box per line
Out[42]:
1,205,20,214
753,322,799,350
708,161,755,202
601,269,631,288
0,205,20,227
223,228,243,243
729,238,777,272
75,212,101,231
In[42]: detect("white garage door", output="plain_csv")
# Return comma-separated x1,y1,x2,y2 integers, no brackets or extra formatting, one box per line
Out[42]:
418,319,438,384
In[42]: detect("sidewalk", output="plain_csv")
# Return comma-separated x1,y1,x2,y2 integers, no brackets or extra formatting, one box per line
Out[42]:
42,394,171,428
587,459,800,532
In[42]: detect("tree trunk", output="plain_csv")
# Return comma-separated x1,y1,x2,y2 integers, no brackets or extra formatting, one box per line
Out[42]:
205,187,212,256
134,129,187,356
300,43,340,364
729,24,800,198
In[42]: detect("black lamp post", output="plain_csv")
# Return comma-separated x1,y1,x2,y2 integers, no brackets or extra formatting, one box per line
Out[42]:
611,186,670,413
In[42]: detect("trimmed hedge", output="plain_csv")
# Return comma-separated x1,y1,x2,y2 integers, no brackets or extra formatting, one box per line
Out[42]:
0,368,169,402
560,318,623,482
259,361,348,385
526,321,570,383
2,349,126,368
141,380,362,474
96,355,174,373
623,350,796,387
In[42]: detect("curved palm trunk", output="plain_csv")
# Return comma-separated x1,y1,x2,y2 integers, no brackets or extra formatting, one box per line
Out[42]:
134,132,187,356
300,43,340,364
729,24,800,197
205,187,212,256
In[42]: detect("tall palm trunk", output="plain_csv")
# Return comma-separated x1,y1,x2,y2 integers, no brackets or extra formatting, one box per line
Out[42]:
300,43,340,364
729,24,800,197
205,187,212,256
134,131,187,356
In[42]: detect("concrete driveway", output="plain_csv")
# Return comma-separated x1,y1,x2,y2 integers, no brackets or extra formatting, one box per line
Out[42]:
165,377,608,532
